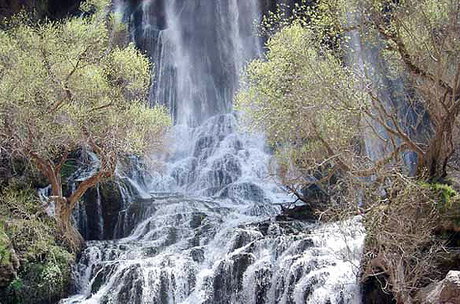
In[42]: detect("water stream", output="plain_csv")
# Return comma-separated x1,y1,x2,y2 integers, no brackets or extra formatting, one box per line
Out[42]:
60,1,365,303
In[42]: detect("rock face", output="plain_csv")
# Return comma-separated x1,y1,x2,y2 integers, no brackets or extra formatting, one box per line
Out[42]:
417,271,460,304
275,204,319,222
77,181,124,240
361,275,396,304
0,0,82,18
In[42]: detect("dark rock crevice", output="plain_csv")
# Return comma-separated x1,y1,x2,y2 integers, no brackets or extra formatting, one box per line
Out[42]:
0,0,82,19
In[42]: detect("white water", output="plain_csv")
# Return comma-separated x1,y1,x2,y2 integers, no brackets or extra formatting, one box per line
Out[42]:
61,1,365,303
63,195,364,304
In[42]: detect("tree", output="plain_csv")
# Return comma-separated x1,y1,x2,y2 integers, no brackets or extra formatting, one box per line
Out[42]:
0,0,171,250
238,0,460,188
237,1,460,301
236,21,368,202
333,0,460,180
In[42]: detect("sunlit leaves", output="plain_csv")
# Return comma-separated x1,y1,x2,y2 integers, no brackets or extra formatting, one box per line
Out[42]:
237,22,364,173
240,0,459,181
107,44,151,96
0,0,170,168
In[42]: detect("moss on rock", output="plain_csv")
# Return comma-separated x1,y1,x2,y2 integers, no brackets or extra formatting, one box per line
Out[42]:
0,225,19,288
0,181,75,304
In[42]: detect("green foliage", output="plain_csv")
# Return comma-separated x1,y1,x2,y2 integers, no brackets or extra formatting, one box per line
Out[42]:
260,0,343,49
0,1,171,251
8,278,23,292
325,0,460,119
419,182,460,229
239,1,459,301
240,0,460,183
0,0,171,172
0,227,11,265
15,249,73,303
0,183,75,303
0,182,41,213
423,182,458,208
237,21,364,178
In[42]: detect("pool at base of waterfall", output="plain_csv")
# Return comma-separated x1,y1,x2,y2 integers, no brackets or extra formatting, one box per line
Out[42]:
60,195,364,304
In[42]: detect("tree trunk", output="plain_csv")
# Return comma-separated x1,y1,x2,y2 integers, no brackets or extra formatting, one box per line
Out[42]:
54,196,84,252
49,171,84,252
392,259,413,304
418,124,454,181
31,151,113,251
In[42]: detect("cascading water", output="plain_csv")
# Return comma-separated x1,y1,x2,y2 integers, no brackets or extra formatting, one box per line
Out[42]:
61,1,364,303
123,0,262,125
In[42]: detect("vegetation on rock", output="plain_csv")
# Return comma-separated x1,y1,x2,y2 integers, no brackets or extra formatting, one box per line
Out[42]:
0,181,74,304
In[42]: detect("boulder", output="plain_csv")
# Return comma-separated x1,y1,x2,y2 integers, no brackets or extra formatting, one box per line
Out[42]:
417,271,460,304
275,204,318,222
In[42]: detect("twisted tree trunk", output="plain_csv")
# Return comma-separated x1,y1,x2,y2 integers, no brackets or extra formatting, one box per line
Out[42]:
54,196,84,252
30,149,114,252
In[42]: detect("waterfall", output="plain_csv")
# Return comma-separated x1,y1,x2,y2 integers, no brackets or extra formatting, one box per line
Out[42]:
345,10,430,175
60,1,364,303
127,0,262,125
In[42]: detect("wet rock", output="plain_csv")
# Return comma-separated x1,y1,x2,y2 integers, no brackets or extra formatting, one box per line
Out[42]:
91,265,111,294
190,212,207,229
171,158,198,187
142,246,159,257
229,229,262,251
114,265,143,304
189,248,204,263
231,253,256,287
257,221,271,236
276,204,318,222
81,181,124,240
253,266,273,304
301,182,329,204
243,203,279,217
193,136,216,160
164,227,178,246
207,154,242,191
416,270,460,304
361,274,396,304
210,253,256,303
220,182,266,203
159,269,173,304
122,200,157,237
62,199,364,303
294,238,315,253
